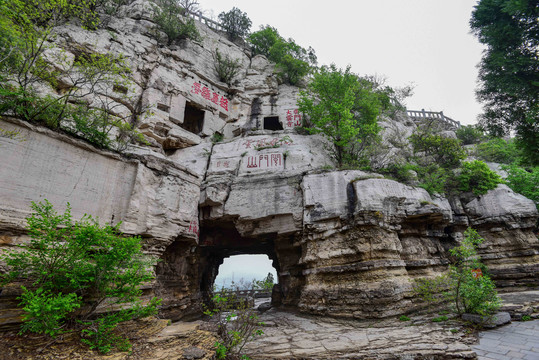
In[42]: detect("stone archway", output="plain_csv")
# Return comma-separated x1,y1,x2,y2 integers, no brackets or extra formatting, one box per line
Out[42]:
197,222,305,309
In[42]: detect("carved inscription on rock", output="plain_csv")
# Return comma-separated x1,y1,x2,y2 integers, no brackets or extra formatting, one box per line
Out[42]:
243,153,284,171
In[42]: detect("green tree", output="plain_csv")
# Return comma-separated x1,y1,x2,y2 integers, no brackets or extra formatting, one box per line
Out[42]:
152,0,201,45
0,200,160,353
503,164,539,210
456,125,485,145
448,228,501,315
248,25,316,85
0,0,147,151
475,137,521,164
470,0,538,165
218,7,252,41
298,64,397,167
458,160,503,195
409,132,467,169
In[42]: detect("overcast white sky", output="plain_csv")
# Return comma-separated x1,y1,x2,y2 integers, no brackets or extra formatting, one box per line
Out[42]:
200,0,485,125
214,255,277,289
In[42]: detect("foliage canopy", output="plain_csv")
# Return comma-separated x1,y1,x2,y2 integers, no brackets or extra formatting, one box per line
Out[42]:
0,0,148,151
218,7,252,40
248,25,317,85
297,64,399,167
470,0,538,165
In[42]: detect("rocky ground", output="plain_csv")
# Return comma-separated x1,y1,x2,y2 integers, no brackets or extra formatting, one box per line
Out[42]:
0,291,537,360
1,291,537,360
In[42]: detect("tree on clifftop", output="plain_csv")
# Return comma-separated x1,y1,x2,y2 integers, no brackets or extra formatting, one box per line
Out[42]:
297,64,397,167
470,0,539,165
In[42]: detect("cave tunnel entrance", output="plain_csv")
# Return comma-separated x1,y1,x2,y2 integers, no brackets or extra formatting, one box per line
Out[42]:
198,221,303,311
154,220,304,321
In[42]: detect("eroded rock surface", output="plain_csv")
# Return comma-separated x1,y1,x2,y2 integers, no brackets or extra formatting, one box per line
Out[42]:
0,0,538,340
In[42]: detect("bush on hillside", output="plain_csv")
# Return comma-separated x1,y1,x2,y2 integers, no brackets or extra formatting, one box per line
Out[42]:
458,160,503,195
218,7,251,41
0,200,160,353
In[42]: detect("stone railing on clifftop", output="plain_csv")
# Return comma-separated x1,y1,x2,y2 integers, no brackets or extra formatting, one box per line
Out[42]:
406,109,460,129
185,10,224,32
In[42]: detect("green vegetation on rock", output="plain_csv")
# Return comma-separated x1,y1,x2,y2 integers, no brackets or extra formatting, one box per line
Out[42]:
458,160,503,195
248,25,317,85
218,7,252,41
0,200,160,354
0,0,148,151
297,64,398,167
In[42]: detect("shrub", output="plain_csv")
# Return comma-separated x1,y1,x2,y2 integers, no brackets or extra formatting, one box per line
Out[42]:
152,0,201,45
417,165,452,195
213,49,241,86
503,164,539,211
0,200,160,353
412,228,501,317
248,25,316,85
448,228,501,315
475,137,520,164
431,315,448,322
458,160,503,195
218,7,252,40
0,2,147,152
204,289,264,359
409,132,466,168
456,125,485,145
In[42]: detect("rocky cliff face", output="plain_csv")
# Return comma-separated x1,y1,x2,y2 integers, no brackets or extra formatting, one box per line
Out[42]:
1,0,538,327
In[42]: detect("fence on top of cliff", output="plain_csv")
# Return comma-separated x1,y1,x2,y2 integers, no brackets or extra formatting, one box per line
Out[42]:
406,109,461,130
185,10,224,32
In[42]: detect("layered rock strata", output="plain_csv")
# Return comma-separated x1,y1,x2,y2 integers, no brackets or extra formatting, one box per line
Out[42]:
0,0,538,330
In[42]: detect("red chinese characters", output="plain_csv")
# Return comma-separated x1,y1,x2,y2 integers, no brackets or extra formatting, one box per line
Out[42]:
215,160,231,169
188,219,199,236
191,81,229,112
246,153,283,169
284,109,302,129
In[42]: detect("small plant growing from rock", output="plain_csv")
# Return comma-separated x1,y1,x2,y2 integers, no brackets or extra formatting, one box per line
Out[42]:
213,49,242,86
448,228,501,316
413,228,501,319
152,0,201,45
431,315,448,322
399,315,411,322
204,288,264,359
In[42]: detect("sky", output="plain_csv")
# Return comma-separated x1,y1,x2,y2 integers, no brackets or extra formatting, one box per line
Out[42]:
214,254,277,289
199,0,486,125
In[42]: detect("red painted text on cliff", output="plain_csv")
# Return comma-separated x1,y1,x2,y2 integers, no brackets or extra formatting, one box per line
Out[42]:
285,109,302,129
188,219,199,236
246,153,283,169
191,82,228,111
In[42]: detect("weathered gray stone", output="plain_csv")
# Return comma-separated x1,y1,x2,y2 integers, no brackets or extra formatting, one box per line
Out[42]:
462,312,511,328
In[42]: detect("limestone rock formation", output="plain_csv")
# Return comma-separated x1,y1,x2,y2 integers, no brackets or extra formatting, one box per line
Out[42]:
0,0,538,331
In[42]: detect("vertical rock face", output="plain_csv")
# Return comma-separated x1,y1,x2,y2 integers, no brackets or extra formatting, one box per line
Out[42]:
0,0,538,327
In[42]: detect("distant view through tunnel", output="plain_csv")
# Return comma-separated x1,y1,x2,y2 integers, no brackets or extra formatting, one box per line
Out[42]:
214,254,277,291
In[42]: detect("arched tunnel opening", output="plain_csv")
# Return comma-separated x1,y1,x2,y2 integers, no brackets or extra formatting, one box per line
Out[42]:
154,220,304,321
